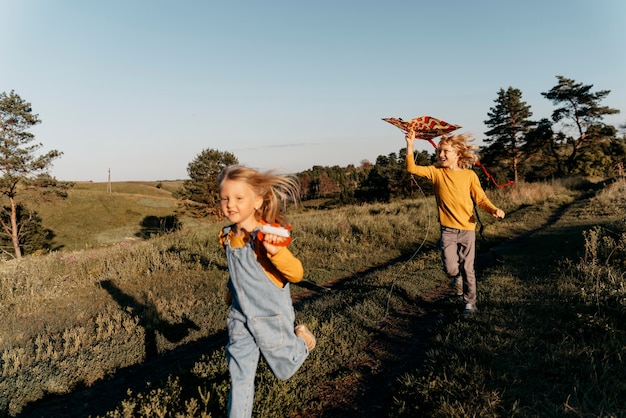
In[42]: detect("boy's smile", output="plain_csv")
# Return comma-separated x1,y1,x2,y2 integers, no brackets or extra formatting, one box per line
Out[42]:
438,144,460,170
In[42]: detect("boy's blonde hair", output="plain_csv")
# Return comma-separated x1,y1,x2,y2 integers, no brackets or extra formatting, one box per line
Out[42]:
438,133,478,169
218,165,300,225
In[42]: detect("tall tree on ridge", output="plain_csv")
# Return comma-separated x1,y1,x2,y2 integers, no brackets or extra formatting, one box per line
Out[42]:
483,86,534,183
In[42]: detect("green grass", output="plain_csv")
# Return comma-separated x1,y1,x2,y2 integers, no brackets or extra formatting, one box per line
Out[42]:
1,177,625,417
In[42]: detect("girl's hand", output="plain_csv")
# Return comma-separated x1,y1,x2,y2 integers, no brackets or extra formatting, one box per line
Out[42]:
261,233,288,255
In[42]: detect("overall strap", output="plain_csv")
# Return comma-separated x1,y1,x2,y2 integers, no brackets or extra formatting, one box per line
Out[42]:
221,225,233,245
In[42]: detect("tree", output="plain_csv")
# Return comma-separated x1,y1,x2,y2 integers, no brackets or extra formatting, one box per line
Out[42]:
176,148,238,218
0,91,71,259
522,118,561,180
297,164,367,202
483,87,534,183
541,76,620,174
317,172,340,197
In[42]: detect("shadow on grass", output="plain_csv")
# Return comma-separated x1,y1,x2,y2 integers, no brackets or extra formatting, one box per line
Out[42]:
17,331,228,418
99,280,200,358
16,281,215,418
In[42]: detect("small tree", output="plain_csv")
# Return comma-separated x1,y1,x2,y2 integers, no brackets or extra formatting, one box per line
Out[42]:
176,148,238,218
0,91,71,259
541,76,620,174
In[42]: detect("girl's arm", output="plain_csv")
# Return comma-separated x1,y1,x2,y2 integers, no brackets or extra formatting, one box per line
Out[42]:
266,246,304,283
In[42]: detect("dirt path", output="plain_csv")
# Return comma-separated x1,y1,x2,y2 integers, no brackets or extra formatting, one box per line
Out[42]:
294,285,452,418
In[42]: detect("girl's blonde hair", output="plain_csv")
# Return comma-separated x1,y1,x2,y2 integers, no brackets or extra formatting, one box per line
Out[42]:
438,133,478,169
218,165,300,225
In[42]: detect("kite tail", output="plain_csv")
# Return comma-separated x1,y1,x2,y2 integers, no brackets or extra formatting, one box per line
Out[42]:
474,161,515,189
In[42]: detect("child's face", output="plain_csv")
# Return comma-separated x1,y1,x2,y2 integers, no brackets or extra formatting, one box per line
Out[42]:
219,179,263,231
438,143,459,170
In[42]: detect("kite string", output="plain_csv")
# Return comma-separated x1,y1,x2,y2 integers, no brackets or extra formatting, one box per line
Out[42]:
382,151,435,320
329,156,435,327
302,143,434,327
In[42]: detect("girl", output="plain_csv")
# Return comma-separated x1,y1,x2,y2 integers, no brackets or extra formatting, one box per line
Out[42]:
218,165,315,418
405,130,505,315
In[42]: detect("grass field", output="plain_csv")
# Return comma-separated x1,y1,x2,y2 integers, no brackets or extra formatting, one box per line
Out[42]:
1,177,625,417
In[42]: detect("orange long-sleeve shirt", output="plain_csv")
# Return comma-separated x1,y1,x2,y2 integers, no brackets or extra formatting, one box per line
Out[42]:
407,159,499,231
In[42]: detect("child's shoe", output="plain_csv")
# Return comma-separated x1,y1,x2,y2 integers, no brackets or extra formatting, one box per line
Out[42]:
463,303,477,315
295,324,316,352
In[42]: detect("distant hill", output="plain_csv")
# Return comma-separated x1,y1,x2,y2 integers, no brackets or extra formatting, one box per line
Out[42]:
30,180,196,252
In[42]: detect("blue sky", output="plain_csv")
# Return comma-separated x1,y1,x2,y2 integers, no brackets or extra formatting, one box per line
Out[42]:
2,0,625,181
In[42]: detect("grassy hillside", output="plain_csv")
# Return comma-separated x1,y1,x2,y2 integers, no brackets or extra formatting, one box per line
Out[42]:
1,177,625,417
31,180,187,251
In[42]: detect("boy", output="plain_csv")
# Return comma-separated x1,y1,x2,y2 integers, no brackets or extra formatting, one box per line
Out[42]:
405,129,505,314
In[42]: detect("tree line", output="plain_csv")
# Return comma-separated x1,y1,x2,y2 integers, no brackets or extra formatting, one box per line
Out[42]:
180,75,624,210
1,75,623,257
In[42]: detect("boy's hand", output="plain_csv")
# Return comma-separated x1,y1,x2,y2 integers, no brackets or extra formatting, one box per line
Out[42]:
405,129,416,145
493,209,505,219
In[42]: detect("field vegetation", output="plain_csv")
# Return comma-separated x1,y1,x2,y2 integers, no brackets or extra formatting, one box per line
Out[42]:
1,177,625,417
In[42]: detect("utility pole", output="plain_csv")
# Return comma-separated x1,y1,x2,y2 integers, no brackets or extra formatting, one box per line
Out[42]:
107,168,112,193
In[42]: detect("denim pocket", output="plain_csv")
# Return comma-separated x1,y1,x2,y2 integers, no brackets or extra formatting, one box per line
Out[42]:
251,315,284,350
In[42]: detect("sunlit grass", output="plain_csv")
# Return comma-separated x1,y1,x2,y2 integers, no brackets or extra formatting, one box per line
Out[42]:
2,177,625,417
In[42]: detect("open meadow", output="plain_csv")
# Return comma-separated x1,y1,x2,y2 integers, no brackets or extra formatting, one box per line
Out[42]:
1,177,625,417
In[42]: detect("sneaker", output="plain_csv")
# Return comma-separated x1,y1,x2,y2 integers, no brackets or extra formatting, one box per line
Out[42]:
450,276,463,296
295,324,316,352
463,303,477,315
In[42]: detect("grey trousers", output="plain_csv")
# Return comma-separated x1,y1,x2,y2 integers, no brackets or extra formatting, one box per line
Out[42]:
440,226,477,305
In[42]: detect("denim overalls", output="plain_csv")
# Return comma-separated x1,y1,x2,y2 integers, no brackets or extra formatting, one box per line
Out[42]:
222,226,309,418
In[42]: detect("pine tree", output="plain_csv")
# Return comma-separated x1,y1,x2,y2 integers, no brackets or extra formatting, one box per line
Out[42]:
483,87,534,183
0,91,71,258
541,75,620,174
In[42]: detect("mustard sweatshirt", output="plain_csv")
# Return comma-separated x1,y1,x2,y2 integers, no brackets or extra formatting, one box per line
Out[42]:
407,159,499,231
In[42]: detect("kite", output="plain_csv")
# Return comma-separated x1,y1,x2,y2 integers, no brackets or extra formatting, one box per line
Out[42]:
257,220,292,246
381,116,461,148
383,115,515,188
